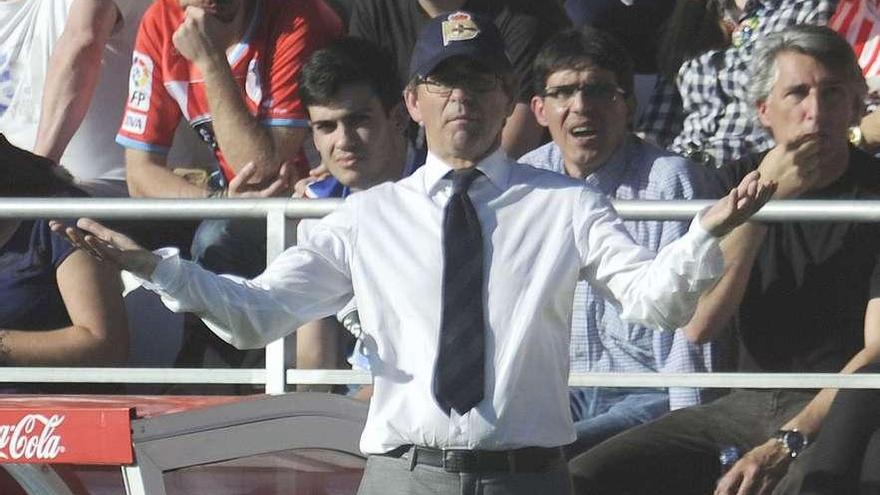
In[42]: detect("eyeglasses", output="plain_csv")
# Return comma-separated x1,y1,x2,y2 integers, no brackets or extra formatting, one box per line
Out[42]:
418,74,502,95
541,82,626,104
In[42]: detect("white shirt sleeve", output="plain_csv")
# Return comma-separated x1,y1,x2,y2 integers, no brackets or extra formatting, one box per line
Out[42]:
142,203,356,349
575,187,723,331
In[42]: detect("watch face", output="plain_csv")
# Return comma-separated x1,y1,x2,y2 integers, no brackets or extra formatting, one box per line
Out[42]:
783,430,807,455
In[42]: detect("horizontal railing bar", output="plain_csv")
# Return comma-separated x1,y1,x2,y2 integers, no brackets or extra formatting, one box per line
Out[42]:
5,368,880,390
1,368,265,384
0,198,342,220
4,198,880,221
290,370,880,389
286,369,372,385
567,372,880,389
613,200,880,222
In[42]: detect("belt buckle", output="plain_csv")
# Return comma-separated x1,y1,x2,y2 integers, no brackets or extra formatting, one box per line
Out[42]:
442,449,474,473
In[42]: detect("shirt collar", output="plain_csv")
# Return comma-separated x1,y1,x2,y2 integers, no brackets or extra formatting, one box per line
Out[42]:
583,136,634,194
423,148,511,195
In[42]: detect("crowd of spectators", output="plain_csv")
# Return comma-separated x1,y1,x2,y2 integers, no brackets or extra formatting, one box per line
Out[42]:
4,0,880,493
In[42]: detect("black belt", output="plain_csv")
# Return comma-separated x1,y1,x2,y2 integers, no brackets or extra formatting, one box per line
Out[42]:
378,445,563,473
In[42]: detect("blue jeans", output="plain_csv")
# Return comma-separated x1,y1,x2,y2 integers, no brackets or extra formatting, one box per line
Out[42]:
181,218,267,374
567,387,669,458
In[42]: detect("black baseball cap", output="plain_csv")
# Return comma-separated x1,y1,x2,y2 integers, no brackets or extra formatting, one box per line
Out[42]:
408,11,512,81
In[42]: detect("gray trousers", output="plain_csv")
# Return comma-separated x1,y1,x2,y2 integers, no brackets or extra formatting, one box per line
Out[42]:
357,451,574,495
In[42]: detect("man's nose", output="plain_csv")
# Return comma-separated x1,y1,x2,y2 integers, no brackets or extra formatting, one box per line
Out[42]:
569,89,591,114
802,90,826,126
336,124,359,148
448,86,475,102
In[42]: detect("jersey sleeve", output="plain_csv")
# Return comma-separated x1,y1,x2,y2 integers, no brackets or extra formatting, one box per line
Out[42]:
115,3,182,154
259,0,342,127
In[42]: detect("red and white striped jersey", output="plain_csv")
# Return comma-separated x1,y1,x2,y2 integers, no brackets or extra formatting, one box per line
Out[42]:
830,0,880,77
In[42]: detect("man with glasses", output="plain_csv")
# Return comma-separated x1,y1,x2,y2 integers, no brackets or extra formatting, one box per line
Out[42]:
56,12,773,494
520,27,717,459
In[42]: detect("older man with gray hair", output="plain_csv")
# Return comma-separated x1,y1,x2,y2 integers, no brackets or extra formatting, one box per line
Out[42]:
570,24,880,495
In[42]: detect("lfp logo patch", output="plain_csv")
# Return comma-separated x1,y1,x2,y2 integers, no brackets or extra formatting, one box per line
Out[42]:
128,51,153,112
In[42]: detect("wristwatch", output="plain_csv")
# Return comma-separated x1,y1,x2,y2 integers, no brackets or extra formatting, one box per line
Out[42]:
774,429,808,459
849,125,866,149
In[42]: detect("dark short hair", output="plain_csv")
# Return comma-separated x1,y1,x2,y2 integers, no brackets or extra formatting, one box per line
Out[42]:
298,37,402,113
532,26,634,97
0,135,82,197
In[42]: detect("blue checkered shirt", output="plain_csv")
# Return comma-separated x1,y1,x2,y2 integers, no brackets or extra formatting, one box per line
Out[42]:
520,136,715,409
637,0,836,167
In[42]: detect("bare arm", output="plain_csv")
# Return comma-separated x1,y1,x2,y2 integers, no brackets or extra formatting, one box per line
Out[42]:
33,0,119,162
500,103,544,159
125,148,210,198
173,8,307,184
0,251,128,366
683,222,767,343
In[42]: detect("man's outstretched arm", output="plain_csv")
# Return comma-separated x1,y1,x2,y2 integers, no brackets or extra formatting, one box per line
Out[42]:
580,170,775,332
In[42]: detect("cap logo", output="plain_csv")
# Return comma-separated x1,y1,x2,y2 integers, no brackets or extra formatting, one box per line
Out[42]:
441,12,479,46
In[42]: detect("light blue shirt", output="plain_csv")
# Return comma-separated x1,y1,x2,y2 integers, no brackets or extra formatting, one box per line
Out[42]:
520,136,716,409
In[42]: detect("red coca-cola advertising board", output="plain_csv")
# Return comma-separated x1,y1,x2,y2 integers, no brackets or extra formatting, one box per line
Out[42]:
0,405,132,465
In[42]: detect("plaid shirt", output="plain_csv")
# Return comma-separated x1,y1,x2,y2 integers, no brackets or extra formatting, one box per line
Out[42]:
638,0,837,167
520,136,715,410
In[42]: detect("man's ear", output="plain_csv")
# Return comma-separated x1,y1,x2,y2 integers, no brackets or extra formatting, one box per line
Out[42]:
530,95,550,128
757,99,772,129
403,87,424,125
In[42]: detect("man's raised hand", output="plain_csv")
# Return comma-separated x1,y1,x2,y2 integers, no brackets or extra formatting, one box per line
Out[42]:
172,6,224,68
50,219,159,279
700,170,777,238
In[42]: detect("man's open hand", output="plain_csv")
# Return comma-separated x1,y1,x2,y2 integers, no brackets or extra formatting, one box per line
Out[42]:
228,161,292,198
700,170,777,237
50,219,159,279
714,439,791,495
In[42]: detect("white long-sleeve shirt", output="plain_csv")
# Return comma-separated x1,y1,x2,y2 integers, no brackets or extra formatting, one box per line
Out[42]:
143,149,723,454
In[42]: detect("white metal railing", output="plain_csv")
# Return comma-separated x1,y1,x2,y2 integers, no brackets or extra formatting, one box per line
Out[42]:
5,197,880,393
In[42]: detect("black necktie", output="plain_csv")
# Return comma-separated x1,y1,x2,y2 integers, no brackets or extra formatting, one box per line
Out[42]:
432,168,485,416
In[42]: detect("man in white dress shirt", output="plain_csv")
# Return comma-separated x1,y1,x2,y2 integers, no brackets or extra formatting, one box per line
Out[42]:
57,11,774,495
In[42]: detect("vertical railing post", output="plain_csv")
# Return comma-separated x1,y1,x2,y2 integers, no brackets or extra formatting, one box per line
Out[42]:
264,206,295,394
